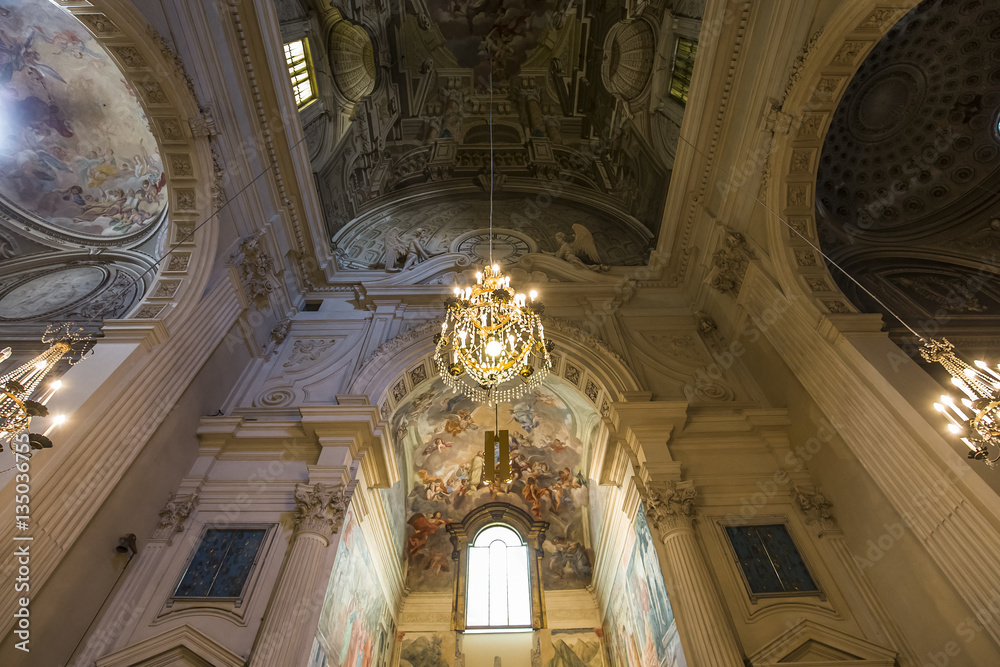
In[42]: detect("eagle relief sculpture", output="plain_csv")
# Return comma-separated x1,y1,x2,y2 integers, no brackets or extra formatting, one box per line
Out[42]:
552,224,610,272
382,227,436,271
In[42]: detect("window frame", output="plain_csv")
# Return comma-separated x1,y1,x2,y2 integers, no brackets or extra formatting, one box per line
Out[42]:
668,36,698,105
283,38,317,109
465,523,533,632
169,523,274,608
718,518,824,604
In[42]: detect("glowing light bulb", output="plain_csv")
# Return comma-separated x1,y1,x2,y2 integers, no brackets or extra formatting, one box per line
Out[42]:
485,340,502,357
35,361,46,370
529,290,537,301
948,424,962,434
492,264,500,273
51,380,62,390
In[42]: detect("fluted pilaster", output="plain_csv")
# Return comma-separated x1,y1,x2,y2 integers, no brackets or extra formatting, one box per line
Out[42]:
647,481,744,667
249,483,348,667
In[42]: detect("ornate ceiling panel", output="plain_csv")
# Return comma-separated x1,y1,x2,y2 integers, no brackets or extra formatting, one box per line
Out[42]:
0,0,167,246
311,0,698,274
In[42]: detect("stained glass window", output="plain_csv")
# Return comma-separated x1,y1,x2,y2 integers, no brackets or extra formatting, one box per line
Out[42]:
466,524,531,629
669,37,698,104
283,39,316,108
175,528,267,599
725,524,819,598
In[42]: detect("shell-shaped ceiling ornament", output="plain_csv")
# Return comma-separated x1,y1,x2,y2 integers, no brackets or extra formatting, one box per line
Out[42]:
601,20,656,101
328,11,376,103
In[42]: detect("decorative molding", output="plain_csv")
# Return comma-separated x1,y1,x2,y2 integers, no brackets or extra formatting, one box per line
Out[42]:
710,231,757,294
282,339,336,368
231,232,276,302
152,492,198,543
645,480,697,534
293,483,349,539
792,485,839,535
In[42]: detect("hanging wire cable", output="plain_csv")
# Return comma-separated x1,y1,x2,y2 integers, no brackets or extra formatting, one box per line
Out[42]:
489,54,495,265
675,132,925,341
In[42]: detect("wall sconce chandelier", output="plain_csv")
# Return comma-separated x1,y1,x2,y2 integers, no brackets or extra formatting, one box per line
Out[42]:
434,264,552,404
0,324,89,451
924,338,1000,466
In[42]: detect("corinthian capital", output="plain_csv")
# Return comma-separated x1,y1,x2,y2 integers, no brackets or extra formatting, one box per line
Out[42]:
792,484,839,535
293,483,349,539
153,492,198,543
646,480,697,535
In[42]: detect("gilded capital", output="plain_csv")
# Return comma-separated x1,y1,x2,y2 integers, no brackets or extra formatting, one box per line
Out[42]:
646,480,697,535
293,482,349,539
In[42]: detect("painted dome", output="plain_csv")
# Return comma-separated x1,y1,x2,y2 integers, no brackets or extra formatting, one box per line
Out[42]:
0,0,167,243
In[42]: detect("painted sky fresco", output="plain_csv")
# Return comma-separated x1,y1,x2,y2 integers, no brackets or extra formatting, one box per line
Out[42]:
604,505,686,667
318,507,393,667
392,378,597,593
0,0,166,239
424,0,557,82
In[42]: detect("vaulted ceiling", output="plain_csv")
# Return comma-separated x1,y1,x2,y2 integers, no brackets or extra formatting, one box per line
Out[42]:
816,0,1000,347
305,0,706,272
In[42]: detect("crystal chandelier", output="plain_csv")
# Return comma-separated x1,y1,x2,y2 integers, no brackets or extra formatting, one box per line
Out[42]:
923,338,1000,466
0,324,89,451
433,51,552,404
434,264,552,404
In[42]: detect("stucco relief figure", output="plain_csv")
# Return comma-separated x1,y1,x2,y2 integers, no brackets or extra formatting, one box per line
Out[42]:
551,224,610,272
382,227,435,271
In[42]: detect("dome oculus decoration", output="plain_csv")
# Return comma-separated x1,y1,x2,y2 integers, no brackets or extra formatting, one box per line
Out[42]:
0,0,167,243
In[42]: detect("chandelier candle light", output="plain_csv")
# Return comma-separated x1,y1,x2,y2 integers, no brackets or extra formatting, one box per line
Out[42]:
923,338,1000,466
434,263,552,404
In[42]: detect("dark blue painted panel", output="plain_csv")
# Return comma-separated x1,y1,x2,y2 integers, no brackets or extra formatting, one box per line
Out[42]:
725,524,817,596
175,528,266,598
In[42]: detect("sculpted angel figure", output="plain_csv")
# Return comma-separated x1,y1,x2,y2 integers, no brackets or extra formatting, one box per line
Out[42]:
551,224,609,272
383,227,434,271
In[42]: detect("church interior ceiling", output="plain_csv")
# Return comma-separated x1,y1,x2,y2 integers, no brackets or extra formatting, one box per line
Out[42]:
0,0,165,338
816,0,1000,346
309,0,704,272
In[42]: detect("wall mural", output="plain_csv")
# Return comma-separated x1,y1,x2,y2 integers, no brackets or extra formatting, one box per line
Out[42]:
0,0,166,241
603,505,685,667
334,198,652,270
392,378,597,593
543,629,605,666
425,0,558,82
399,631,457,667
318,506,393,667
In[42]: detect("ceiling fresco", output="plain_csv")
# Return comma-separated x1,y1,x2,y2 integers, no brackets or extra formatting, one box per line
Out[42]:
0,0,167,243
309,0,701,274
390,377,599,593
815,0,1000,342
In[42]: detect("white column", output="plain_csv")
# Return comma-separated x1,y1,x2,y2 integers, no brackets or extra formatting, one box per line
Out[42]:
647,481,744,667
249,483,347,667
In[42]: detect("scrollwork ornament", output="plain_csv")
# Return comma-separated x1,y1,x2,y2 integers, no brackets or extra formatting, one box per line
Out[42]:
792,484,839,534
152,492,198,543
293,483,349,539
646,480,697,535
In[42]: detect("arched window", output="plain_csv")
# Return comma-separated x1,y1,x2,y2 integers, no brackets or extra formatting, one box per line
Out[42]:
465,524,532,630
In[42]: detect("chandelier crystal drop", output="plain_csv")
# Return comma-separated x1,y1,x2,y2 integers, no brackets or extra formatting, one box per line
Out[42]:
434,263,552,404
923,338,1000,466
0,324,90,451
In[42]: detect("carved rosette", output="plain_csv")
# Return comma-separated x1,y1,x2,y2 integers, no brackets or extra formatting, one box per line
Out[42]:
152,492,199,543
293,483,349,540
792,484,840,535
645,480,697,536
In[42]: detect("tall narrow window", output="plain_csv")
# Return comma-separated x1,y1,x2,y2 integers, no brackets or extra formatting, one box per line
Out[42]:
466,524,532,630
283,39,316,108
669,37,698,104
174,528,267,599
